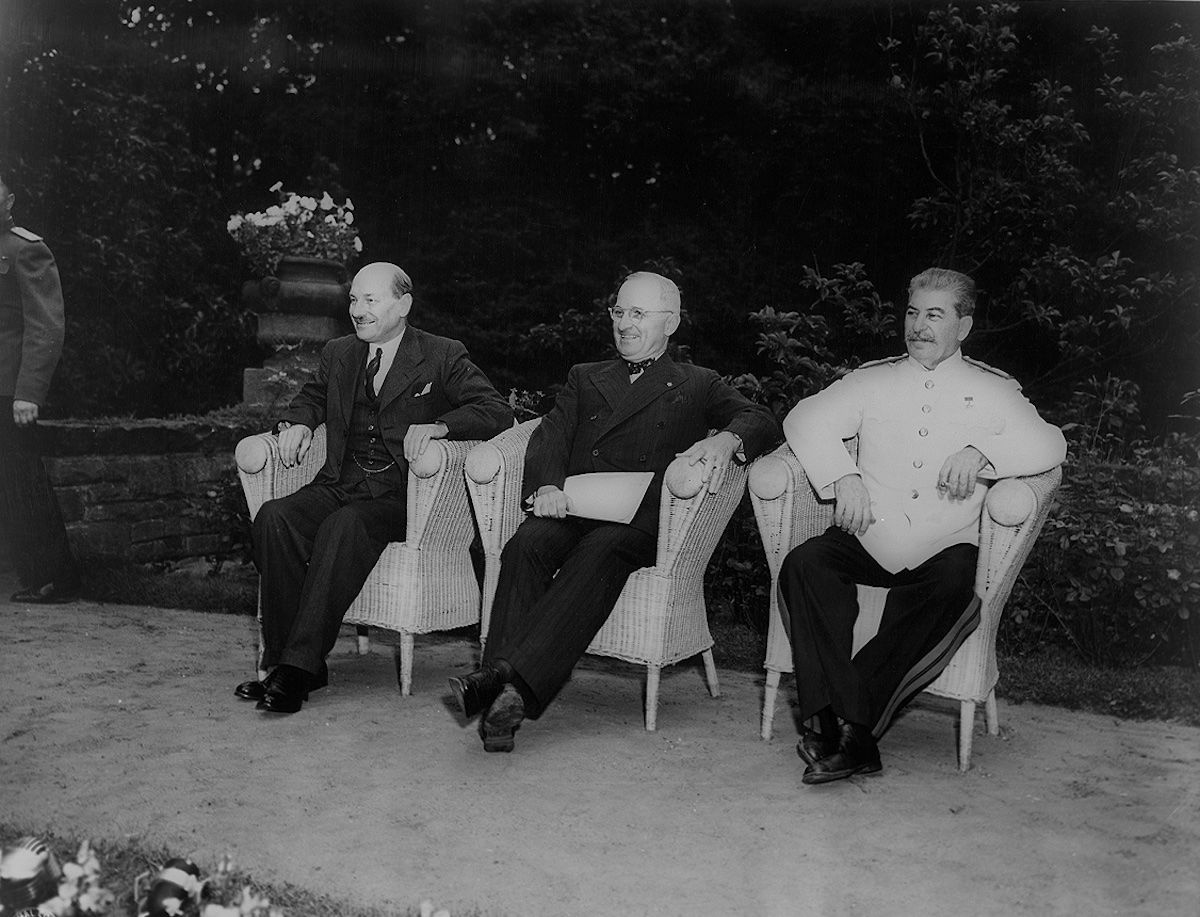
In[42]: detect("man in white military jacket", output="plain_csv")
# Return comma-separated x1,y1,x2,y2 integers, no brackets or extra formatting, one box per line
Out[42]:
780,267,1066,785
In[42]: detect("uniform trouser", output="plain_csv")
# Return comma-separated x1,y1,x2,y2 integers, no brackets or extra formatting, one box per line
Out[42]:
0,404,79,590
482,516,656,717
780,526,980,738
252,480,406,674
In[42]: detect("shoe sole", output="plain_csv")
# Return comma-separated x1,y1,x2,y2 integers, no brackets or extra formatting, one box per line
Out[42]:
801,760,883,785
448,677,473,717
480,689,524,753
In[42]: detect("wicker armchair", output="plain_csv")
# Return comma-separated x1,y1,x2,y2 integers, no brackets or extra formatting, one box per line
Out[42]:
234,424,482,695
748,441,1061,770
464,419,748,730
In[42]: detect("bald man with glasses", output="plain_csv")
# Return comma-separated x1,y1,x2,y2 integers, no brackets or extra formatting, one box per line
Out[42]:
450,271,779,752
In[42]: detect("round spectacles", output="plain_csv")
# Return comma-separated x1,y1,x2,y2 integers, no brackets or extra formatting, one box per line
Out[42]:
608,307,675,323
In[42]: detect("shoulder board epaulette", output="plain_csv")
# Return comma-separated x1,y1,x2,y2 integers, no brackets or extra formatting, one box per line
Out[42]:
963,356,1014,380
9,226,43,242
856,355,907,370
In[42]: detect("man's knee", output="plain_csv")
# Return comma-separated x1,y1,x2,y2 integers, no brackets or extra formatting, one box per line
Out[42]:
782,531,841,580
501,517,570,564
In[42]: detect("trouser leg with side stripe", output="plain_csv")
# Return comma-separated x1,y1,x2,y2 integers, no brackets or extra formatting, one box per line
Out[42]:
780,526,978,738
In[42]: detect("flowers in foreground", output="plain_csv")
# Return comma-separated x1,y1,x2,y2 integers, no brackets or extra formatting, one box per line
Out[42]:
228,182,362,277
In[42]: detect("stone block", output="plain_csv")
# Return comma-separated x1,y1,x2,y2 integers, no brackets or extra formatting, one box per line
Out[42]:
130,519,166,543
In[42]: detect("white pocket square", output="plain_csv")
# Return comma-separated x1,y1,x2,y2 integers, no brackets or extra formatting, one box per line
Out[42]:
414,382,432,397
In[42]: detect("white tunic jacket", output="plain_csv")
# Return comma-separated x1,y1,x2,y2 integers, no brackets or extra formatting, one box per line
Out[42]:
783,350,1067,572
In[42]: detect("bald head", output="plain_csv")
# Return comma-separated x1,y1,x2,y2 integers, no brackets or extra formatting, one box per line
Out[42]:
349,261,413,343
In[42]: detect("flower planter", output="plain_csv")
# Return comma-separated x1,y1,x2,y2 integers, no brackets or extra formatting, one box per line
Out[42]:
242,256,351,347
241,257,352,409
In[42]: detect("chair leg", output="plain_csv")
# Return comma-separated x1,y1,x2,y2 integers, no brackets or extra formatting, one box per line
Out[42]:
985,689,999,736
395,634,414,696
761,670,781,741
645,664,661,732
701,649,721,698
958,700,976,773
356,624,370,656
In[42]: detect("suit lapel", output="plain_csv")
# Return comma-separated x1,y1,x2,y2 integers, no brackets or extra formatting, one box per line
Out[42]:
332,338,365,424
377,326,425,411
597,355,685,436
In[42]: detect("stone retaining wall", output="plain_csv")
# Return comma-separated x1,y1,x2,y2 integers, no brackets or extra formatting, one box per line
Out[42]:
39,418,261,563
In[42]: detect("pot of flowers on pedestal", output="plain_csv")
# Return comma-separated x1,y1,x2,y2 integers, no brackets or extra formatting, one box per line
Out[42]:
228,182,364,409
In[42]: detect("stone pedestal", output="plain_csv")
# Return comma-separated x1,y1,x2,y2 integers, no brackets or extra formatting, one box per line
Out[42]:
242,346,323,411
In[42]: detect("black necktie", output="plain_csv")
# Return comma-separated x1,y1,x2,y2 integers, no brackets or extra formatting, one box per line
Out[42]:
365,347,382,401
625,357,657,376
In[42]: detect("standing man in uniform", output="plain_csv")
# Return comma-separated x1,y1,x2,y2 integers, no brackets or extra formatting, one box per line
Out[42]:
0,169,81,604
236,261,512,715
779,267,1065,784
449,271,779,752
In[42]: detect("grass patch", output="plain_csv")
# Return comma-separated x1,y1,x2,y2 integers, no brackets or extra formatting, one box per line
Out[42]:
0,824,489,917
996,645,1200,727
79,562,1200,728
81,559,257,616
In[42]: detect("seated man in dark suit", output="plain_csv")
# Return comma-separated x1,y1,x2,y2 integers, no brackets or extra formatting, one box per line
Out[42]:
450,271,779,751
236,261,513,714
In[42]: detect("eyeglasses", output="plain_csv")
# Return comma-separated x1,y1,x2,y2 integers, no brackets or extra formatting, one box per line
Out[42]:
608,307,675,323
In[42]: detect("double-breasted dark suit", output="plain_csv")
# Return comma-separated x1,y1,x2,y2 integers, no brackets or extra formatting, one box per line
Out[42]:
0,217,79,593
254,326,512,674
483,355,779,714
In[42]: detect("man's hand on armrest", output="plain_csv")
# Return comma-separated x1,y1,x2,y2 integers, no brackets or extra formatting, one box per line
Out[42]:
833,473,874,536
937,446,990,500
404,422,449,463
277,422,313,468
530,485,570,519
677,430,741,494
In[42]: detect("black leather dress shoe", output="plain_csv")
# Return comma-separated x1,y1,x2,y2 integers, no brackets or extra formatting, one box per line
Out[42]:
448,666,505,720
236,663,327,702
256,665,311,714
796,725,838,767
802,723,882,785
480,684,525,753
10,581,82,604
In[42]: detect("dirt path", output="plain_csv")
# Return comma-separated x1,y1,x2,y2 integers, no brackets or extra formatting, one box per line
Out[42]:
2,597,1198,917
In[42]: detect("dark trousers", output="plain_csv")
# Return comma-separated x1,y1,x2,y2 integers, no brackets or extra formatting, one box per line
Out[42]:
780,526,979,737
482,516,656,716
252,479,406,674
0,403,78,590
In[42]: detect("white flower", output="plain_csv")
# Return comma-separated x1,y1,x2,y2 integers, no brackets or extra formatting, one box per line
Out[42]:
343,210,354,225
201,906,240,917
319,192,334,210
353,236,363,252
269,180,283,192
226,215,244,232
344,197,354,210
265,205,283,217
299,195,317,210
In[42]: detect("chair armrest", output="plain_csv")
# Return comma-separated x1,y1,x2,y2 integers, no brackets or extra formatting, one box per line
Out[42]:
748,443,834,576
464,419,542,554
977,465,1063,604
235,425,329,521
406,438,480,548
655,452,748,573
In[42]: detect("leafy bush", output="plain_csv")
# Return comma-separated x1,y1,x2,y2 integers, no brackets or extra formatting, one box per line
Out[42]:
1004,380,1200,667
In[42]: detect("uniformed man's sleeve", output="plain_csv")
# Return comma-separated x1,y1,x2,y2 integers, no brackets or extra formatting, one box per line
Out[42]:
14,239,66,405
782,373,867,498
968,380,1067,478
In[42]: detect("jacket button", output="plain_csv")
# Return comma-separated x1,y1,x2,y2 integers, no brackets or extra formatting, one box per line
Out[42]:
925,380,935,390
913,459,923,468
639,454,647,462
590,414,598,421
911,489,920,499
922,404,932,414
919,428,928,437
592,449,599,456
